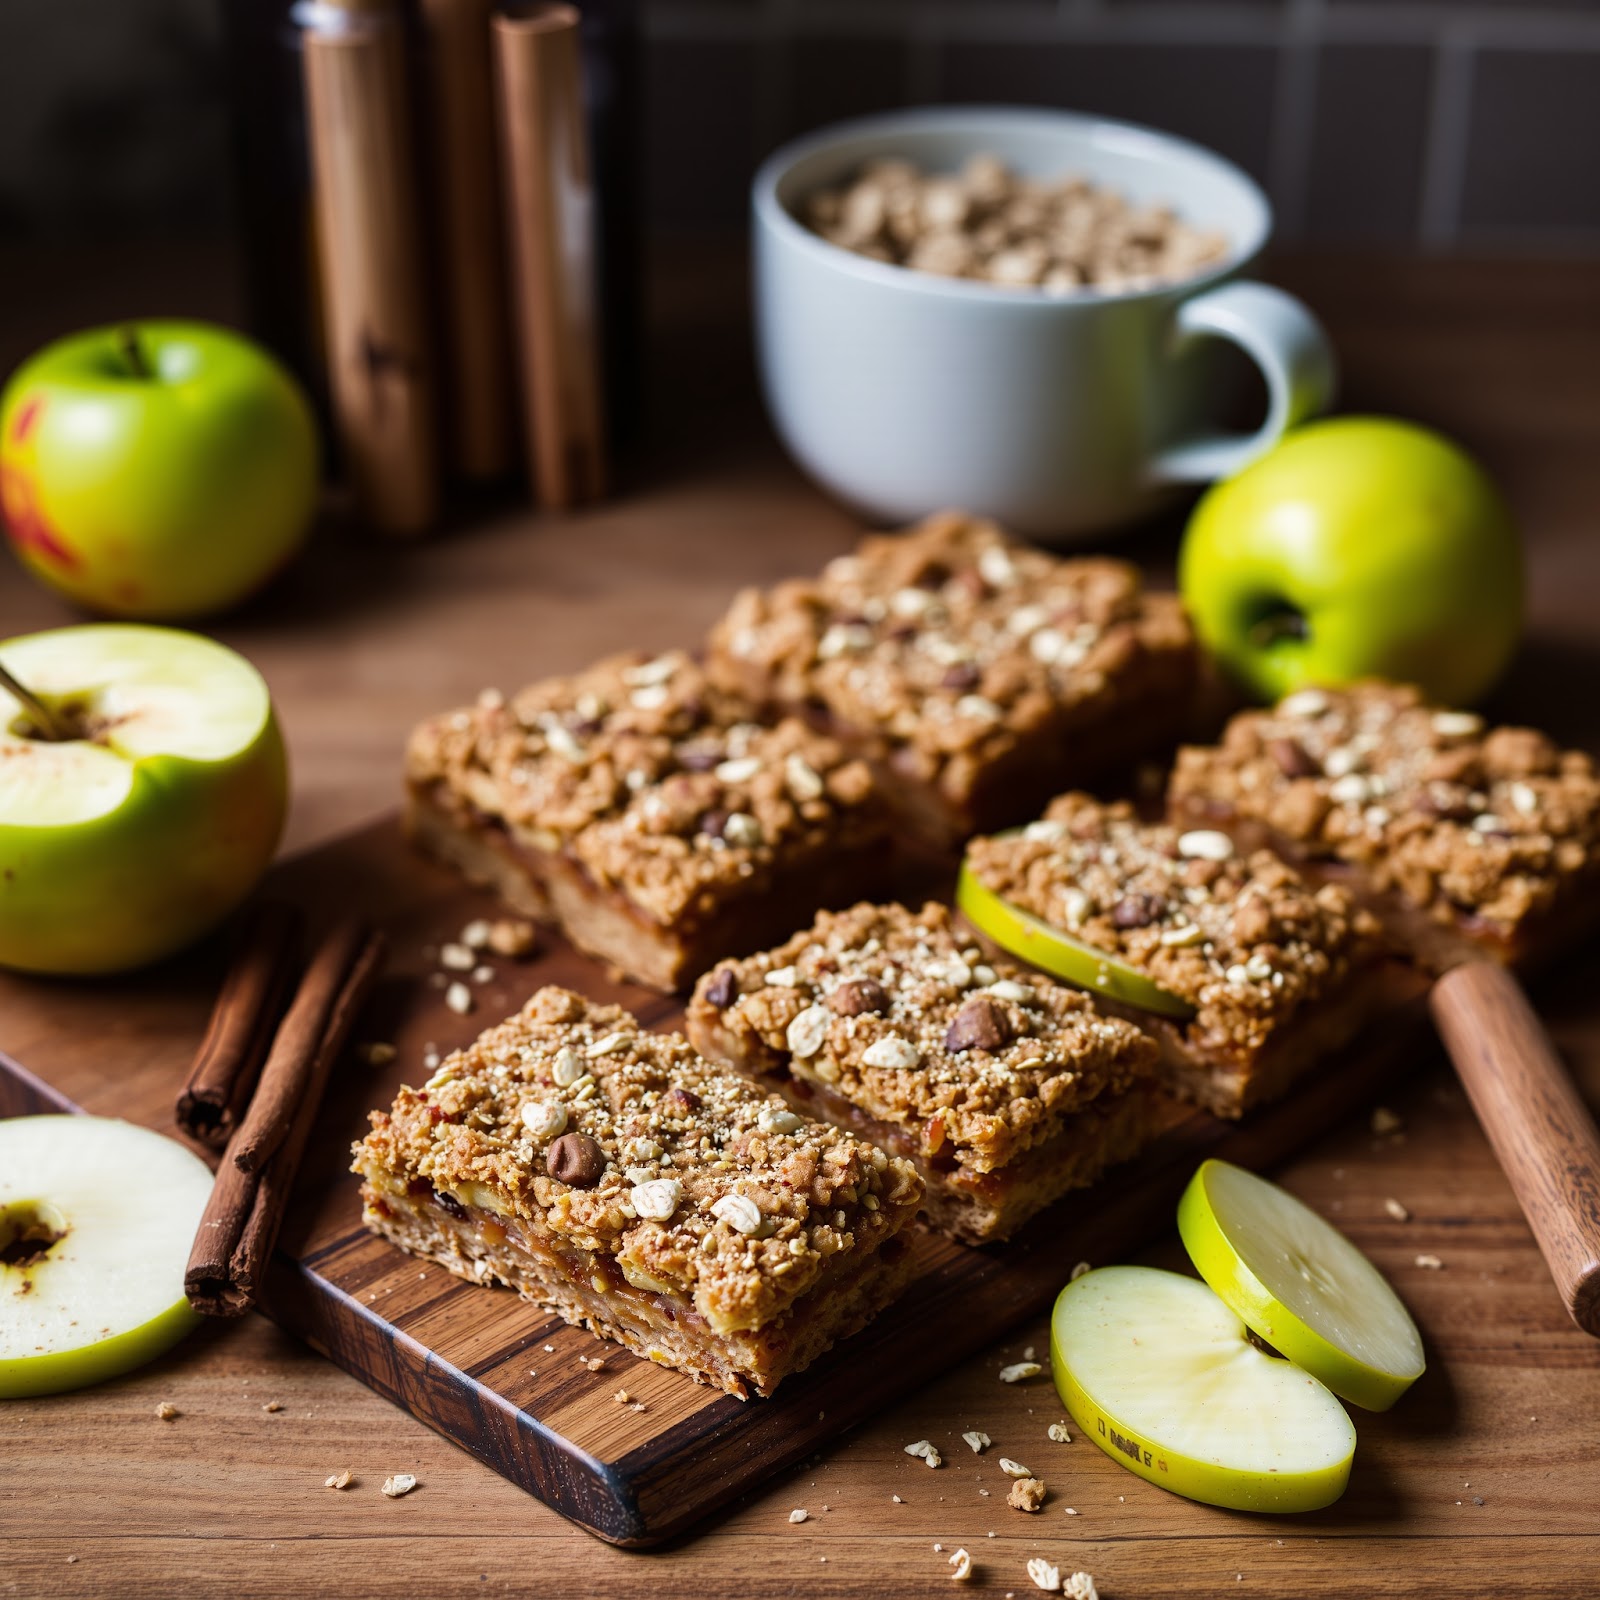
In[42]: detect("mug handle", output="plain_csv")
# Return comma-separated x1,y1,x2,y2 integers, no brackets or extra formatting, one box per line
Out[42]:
1146,279,1337,486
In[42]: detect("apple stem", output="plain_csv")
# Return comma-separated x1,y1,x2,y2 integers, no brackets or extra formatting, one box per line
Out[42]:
117,324,151,381
0,659,70,741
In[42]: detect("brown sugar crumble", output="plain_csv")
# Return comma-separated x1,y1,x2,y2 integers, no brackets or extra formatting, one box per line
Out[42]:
1169,682,1600,963
405,650,890,991
688,900,1158,1241
965,792,1406,1118
353,986,923,1398
704,512,1195,850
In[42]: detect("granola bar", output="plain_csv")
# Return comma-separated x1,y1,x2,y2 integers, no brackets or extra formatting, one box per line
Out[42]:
961,795,1418,1119
352,987,923,1399
686,901,1160,1242
703,512,1197,851
1168,682,1600,968
404,649,890,991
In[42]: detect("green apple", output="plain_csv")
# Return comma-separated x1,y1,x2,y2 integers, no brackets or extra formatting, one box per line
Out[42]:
1179,416,1523,706
0,320,317,619
1178,1159,1424,1412
955,854,1195,1020
1,1116,213,1398
1050,1265,1356,1513
0,623,287,974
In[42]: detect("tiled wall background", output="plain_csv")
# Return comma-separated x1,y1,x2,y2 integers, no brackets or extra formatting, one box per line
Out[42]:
1,0,1597,249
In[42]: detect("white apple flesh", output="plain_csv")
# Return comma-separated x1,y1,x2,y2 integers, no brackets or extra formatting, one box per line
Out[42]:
0,1116,214,1398
0,623,287,974
1051,1265,1356,1512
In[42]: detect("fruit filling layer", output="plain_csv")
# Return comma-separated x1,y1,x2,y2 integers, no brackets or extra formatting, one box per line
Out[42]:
962,794,1398,1118
403,649,890,988
702,511,1196,845
352,987,923,1398
1168,682,1600,963
686,901,1159,1241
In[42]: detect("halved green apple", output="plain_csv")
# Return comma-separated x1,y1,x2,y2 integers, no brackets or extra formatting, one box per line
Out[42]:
1,1116,214,1398
1178,1159,1425,1411
0,623,287,973
1051,1265,1355,1512
955,857,1195,1020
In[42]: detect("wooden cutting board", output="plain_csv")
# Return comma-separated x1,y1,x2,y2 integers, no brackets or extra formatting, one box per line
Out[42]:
0,816,1430,1547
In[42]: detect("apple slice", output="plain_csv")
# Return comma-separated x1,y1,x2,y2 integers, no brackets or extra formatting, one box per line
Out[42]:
1051,1265,1355,1513
1,1116,214,1398
1178,1158,1425,1411
955,856,1195,1020
0,623,287,974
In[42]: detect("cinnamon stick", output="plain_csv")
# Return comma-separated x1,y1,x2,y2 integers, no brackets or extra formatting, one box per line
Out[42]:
230,918,373,1176
185,921,385,1318
175,902,303,1149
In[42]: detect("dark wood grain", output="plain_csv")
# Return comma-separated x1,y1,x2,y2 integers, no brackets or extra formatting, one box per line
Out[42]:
0,816,1436,1545
1431,961,1600,1337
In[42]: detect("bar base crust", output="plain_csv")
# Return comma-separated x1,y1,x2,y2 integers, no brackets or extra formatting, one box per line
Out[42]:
406,785,888,992
360,1179,918,1399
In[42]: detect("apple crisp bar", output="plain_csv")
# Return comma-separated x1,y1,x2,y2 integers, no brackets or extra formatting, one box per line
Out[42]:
686,901,1160,1243
405,649,890,991
1168,682,1600,969
703,511,1197,851
353,986,924,1399
961,795,1419,1119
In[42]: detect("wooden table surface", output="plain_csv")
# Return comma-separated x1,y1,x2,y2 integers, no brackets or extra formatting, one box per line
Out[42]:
2,243,1598,1599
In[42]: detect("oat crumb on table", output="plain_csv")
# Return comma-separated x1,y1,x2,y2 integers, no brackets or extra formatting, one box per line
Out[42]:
906,1439,944,1468
789,1508,808,1524
1384,1197,1411,1221
1000,1361,1042,1383
1416,1254,1444,1269
261,1400,283,1413
324,1470,353,1490
154,1402,178,1421
1008,1477,1047,1513
949,1548,973,1582
999,1457,1032,1477
963,1430,991,1453
381,1473,418,1498
1048,1422,1072,1442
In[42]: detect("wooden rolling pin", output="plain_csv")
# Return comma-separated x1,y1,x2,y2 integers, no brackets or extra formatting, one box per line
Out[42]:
1430,960,1600,1337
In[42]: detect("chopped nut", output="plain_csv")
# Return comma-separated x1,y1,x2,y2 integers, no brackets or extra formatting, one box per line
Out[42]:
486,918,537,958
789,1508,808,1524
1177,829,1233,861
380,1473,418,1498
962,1430,991,1454
546,1131,606,1188
711,1192,767,1236
863,1035,920,1070
905,1439,943,1468
154,1402,178,1421
1384,1197,1411,1222
829,977,889,1017
757,1104,804,1135
999,1361,1042,1383
521,1099,568,1141
944,994,1012,1053
460,918,492,949
949,1547,973,1582
1008,1476,1047,1513
1028,1557,1062,1592
325,1469,354,1490
631,1177,683,1221
786,1004,831,1060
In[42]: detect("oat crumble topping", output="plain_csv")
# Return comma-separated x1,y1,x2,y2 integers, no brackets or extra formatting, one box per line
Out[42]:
407,649,884,926
1170,682,1600,943
353,987,922,1338
691,901,1155,1175
705,512,1193,813
965,793,1382,1056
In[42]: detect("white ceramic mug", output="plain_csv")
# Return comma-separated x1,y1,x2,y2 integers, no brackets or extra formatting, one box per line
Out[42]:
752,106,1336,542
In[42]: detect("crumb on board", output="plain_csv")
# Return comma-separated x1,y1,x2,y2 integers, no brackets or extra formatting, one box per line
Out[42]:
963,1431,991,1454
906,1439,944,1468
949,1548,973,1582
324,1470,353,1490
1008,1477,1047,1513
155,1403,178,1422
381,1474,418,1498
262,1400,284,1413
789,1508,808,1524
1048,1422,1072,1443
1416,1253,1444,1269
1372,1106,1403,1136
1000,1361,1042,1383
1384,1197,1411,1221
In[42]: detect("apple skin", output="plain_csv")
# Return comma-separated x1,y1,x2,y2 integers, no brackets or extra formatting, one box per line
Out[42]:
0,320,318,620
1179,416,1524,707
0,1296,202,1400
0,626,288,975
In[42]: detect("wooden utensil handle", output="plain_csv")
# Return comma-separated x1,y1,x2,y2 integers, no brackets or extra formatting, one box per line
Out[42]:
1430,960,1600,1337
